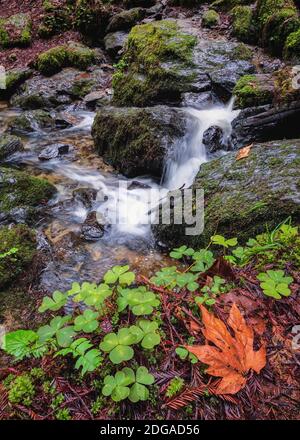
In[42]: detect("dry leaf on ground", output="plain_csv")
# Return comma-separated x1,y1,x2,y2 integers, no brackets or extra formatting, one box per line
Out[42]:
185,303,266,394
236,144,253,160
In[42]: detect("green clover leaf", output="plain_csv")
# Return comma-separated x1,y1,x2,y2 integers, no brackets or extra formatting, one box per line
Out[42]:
74,309,99,333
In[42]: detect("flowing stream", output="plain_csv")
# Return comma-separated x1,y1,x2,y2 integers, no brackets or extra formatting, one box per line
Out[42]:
1,99,239,292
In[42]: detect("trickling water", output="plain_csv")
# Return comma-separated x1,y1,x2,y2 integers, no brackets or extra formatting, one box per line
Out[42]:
1,99,239,291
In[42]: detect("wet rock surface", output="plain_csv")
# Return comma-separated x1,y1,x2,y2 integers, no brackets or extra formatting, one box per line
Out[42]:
154,139,300,248
81,211,105,241
0,134,24,161
92,105,199,177
38,143,71,160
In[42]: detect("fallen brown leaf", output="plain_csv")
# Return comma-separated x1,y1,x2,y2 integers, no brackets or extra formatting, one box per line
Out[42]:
185,303,266,394
236,144,253,160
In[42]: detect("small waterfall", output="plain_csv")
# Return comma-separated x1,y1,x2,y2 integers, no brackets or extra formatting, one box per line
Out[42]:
163,99,240,190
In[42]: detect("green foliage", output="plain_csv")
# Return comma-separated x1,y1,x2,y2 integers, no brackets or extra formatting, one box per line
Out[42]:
230,6,255,43
117,286,160,315
175,347,197,364
190,249,215,273
284,28,300,61
0,247,18,260
102,366,154,403
8,374,35,407
69,282,112,310
99,328,137,364
104,265,135,286
56,338,103,375
196,276,227,306
56,408,71,420
211,235,238,248
74,309,99,333
151,267,199,292
3,330,48,361
38,290,67,313
170,245,195,259
233,74,274,108
37,316,76,348
133,320,161,349
165,377,185,398
257,270,293,299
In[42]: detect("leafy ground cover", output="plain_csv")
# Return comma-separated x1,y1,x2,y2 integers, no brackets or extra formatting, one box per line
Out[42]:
0,218,299,420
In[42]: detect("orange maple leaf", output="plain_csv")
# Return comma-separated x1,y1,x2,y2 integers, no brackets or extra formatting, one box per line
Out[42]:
185,304,266,395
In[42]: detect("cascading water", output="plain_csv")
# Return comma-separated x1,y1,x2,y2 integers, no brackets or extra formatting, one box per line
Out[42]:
2,99,239,290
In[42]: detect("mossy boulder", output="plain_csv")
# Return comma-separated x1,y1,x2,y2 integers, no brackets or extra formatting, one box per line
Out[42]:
230,6,256,43
233,69,300,108
92,106,198,177
0,135,23,161
0,225,36,289
0,13,31,48
10,67,104,110
0,68,32,100
233,74,275,108
106,8,146,33
153,140,300,248
202,10,220,28
8,110,71,133
262,9,300,55
112,20,198,106
284,28,300,61
0,167,56,219
35,42,96,76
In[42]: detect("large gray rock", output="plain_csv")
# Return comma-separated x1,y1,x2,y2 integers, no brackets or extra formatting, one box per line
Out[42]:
112,20,257,106
10,67,107,110
106,8,146,33
8,110,72,134
0,134,23,161
104,31,128,57
153,139,300,248
231,101,300,147
92,106,198,177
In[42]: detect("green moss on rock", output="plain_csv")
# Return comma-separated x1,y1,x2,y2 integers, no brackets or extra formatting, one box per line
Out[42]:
112,20,197,106
0,68,32,100
35,42,96,76
284,28,300,61
0,225,36,289
233,74,275,108
202,10,220,28
256,0,296,27
153,140,300,249
230,6,255,43
0,13,32,48
262,9,300,55
0,167,56,213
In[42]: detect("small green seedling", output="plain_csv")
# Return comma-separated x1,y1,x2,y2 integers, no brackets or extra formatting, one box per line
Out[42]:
99,327,137,364
74,309,99,333
37,316,76,348
170,246,195,259
211,235,238,248
117,286,160,315
175,347,197,364
257,270,293,299
104,265,135,286
38,290,67,313
56,338,102,375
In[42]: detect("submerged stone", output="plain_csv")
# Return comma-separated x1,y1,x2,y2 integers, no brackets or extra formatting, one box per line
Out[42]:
38,143,70,161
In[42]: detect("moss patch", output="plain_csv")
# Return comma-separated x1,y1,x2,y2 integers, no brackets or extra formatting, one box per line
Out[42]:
0,167,56,213
0,225,36,289
0,13,32,48
202,10,220,28
0,68,32,100
284,28,300,62
112,20,197,106
233,74,274,108
35,42,96,76
255,0,296,28
262,9,300,55
231,6,255,43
